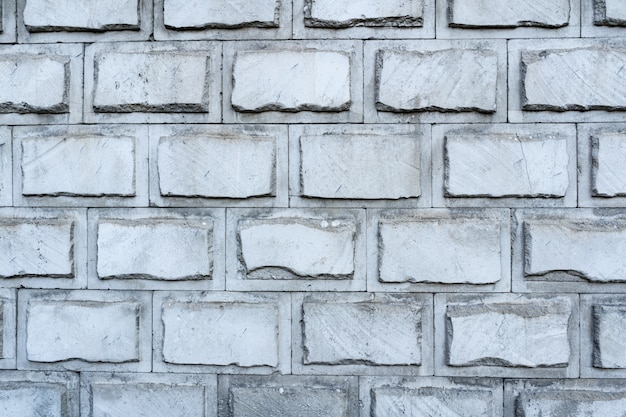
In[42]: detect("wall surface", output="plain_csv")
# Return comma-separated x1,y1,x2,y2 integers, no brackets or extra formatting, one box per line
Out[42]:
0,0,626,415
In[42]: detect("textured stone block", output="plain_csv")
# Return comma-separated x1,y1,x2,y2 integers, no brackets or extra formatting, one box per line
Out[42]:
436,294,579,377
595,0,626,25
304,0,423,27
154,292,290,374
81,372,217,417
227,209,366,291
448,0,569,28
592,133,626,196
219,375,358,417
293,293,433,375
164,0,278,29
0,289,16,369
19,290,152,371
0,127,11,206
0,0,16,43
0,371,79,417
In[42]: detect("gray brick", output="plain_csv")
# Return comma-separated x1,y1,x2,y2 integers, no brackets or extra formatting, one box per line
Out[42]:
583,0,626,36
448,0,570,28
0,127,10,206
594,0,626,25
0,0,16,43
0,289,16,369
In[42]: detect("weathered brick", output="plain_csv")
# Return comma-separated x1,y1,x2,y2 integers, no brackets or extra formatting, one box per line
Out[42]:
592,133,626,197
376,48,497,113
595,0,626,25
164,0,279,29
448,0,569,28
0,127,10,206
0,289,16,369
23,0,140,32
304,0,423,27
593,304,626,369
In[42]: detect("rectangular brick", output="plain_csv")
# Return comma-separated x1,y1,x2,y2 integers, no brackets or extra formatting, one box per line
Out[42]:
448,0,569,28
0,289,15,369
436,293,579,377
304,0,423,27
595,0,626,25
88,208,225,290
164,0,278,29
368,209,510,292
227,208,365,291
0,0,16,43
219,375,358,417
81,372,217,417
0,127,10,206
154,292,290,374
19,290,151,371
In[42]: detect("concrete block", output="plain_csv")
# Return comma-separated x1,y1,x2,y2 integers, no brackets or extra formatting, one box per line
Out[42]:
18,289,152,371
0,289,15,369
81,372,217,417
365,40,507,123
293,0,435,39
360,377,503,417
227,208,366,291
292,293,433,376
513,209,626,292
13,125,148,207
432,124,577,207
84,42,221,124
583,0,626,36
224,40,363,123
0,44,82,125
0,371,79,417
0,0,16,43
510,38,626,123
18,0,151,42
0,126,10,206
88,208,225,290
505,379,626,416
368,209,510,292
218,375,358,417
154,291,290,374
149,125,288,207
289,124,431,208
0,208,87,289
435,293,579,378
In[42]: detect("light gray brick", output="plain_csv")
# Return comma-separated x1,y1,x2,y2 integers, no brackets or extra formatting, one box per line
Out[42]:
149,125,288,207
368,209,510,292
436,293,579,377
84,42,221,124
81,372,217,417
583,0,626,36
13,125,148,207
219,375,358,417
0,127,10,206
153,291,290,374
448,0,569,28
88,208,225,290
0,0,16,43
0,371,79,417
0,208,87,289
595,0,626,25
227,209,366,291
18,290,152,371
0,289,16,369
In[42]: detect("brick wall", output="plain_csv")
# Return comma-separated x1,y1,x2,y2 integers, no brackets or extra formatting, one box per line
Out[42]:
0,0,626,415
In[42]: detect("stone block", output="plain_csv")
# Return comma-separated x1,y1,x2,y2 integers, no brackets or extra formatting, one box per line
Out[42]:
289,124,431,208
13,125,148,207
365,40,507,123
510,38,626,122
88,208,225,290
224,41,363,123
435,293,579,377
293,293,432,376
0,44,82,125
0,208,87,289
80,372,217,417
218,375,358,417
0,126,10,206
0,371,79,417
0,289,15,369
18,290,152,371
227,208,366,291
513,209,626,292
149,125,288,207
583,0,626,36
84,42,221,124
368,209,510,292
361,377,503,417
0,0,16,43
432,124,577,207
594,0,626,25
153,291,290,374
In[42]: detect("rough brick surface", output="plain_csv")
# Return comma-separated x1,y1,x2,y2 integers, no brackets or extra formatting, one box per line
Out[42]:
304,0,423,28
164,0,278,29
448,0,570,28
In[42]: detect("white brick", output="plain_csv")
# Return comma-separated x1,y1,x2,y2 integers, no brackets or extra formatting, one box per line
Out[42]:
157,135,275,198
522,47,626,111
97,219,213,280
514,385,626,416
0,372,78,417
302,300,422,365
164,0,278,29
161,302,279,367
23,0,139,31
445,132,569,197
232,50,350,113
21,136,135,197
299,135,421,199
26,301,140,363
593,305,626,369
0,289,16,369
595,0,626,24
376,48,497,113
606,0,626,21
0,128,11,206
449,0,569,28
592,133,626,196
304,0,423,27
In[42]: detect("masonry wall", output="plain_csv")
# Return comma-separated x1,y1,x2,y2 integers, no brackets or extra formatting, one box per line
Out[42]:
0,0,626,415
